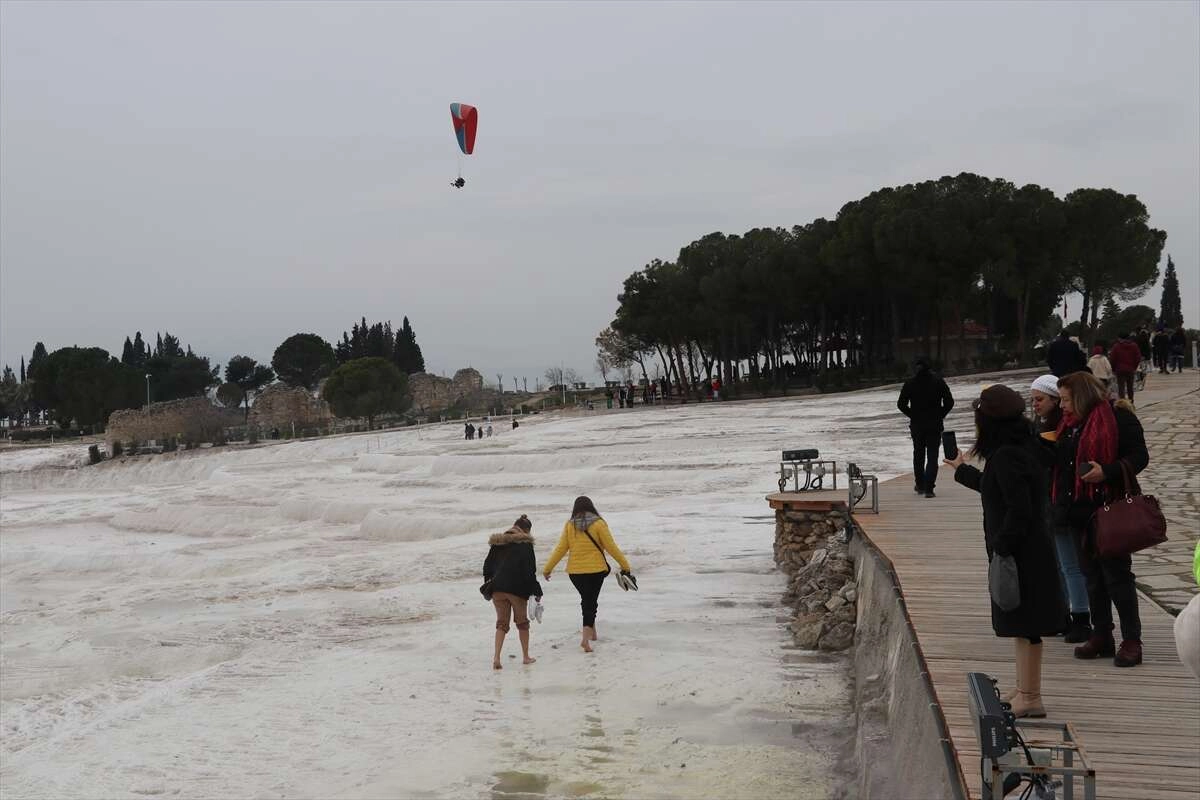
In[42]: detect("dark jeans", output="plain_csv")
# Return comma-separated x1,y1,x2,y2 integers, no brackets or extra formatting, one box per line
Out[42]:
1114,371,1135,401
569,571,608,627
910,426,941,491
1076,527,1142,641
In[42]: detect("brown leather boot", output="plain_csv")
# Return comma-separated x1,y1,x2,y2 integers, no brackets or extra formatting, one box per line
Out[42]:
1011,640,1046,719
1001,638,1020,702
1114,639,1143,668
1073,628,1116,660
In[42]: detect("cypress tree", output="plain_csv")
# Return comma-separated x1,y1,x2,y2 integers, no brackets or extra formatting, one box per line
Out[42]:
1159,255,1183,328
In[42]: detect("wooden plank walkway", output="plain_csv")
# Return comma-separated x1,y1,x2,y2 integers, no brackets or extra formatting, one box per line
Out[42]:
854,472,1200,800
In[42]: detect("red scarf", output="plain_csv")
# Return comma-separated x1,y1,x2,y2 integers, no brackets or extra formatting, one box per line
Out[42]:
1056,400,1118,502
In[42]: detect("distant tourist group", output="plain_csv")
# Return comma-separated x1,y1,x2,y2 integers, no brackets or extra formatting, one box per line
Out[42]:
897,332,1182,719
480,496,636,669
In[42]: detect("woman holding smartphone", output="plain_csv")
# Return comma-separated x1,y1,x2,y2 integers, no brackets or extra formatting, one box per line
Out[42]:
1052,372,1149,667
946,384,1066,718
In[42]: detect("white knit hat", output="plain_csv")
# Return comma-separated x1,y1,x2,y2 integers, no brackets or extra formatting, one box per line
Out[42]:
1030,374,1060,398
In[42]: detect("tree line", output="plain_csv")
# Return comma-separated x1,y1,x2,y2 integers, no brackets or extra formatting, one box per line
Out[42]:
0,316,427,430
599,172,1172,396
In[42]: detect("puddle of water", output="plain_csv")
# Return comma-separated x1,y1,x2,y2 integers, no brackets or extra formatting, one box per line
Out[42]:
491,771,550,798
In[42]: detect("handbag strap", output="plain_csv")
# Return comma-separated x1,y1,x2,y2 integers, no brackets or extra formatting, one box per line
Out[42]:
1117,459,1142,497
579,524,611,573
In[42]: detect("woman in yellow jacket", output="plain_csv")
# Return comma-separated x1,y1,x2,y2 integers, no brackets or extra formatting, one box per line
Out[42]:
543,496,632,652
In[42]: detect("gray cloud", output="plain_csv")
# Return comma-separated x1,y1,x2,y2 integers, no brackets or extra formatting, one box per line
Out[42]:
2,1,1196,384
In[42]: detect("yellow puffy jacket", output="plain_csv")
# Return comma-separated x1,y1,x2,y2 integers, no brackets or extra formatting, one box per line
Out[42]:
543,516,630,576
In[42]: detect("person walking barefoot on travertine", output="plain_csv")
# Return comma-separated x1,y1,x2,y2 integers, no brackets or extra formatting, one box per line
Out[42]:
483,515,542,669
542,496,632,653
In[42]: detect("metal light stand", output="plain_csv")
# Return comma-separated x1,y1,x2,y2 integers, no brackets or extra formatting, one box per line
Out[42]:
847,462,879,513
777,451,838,493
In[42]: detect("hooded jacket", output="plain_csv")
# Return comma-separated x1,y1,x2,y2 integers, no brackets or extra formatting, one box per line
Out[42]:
543,514,631,576
483,527,543,599
1108,339,1141,374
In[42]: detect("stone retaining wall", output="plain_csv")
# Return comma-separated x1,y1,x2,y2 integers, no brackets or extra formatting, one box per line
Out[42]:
773,500,857,651
106,399,238,449
769,495,967,798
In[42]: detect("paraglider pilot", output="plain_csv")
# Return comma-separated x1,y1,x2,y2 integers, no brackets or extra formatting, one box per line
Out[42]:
451,177,466,188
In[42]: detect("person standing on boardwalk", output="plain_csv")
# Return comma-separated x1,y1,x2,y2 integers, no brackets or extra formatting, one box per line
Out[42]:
1030,375,1092,643
542,496,632,653
1169,327,1188,373
1053,372,1149,668
1047,330,1086,377
947,384,1066,718
1152,325,1171,374
1108,332,1142,403
483,515,543,670
897,357,954,498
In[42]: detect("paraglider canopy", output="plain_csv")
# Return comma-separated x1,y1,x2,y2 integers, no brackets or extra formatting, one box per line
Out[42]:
450,103,478,155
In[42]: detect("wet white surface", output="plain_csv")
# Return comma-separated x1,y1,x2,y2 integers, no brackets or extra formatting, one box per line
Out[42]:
1,381,995,799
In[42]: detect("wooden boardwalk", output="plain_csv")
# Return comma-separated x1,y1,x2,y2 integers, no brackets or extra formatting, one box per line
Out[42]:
854,472,1200,800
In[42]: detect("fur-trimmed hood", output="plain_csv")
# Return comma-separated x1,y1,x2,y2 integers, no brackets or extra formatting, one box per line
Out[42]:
488,527,534,546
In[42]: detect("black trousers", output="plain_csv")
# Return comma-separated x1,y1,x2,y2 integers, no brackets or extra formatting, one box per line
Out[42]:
1114,371,1135,401
1076,528,1142,641
910,427,941,491
569,571,608,628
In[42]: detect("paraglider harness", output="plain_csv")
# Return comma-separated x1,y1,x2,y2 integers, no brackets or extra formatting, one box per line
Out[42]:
451,177,466,189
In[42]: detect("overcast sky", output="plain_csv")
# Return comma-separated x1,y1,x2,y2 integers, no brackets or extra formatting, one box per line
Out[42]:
2,0,1197,384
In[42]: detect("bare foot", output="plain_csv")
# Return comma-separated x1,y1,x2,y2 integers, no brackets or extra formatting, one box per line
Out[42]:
523,656,536,664
581,639,593,653
493,661,502,670
590,630,598,641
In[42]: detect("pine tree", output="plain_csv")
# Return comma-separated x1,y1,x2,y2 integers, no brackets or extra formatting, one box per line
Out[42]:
121,337,135,365
1159,255,1183,328
133,331,147,365
20,356,25,383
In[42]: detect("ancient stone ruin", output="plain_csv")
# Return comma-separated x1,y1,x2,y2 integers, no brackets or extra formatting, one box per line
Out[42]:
773,500,857,651
249,384,332,431
106,398,238,449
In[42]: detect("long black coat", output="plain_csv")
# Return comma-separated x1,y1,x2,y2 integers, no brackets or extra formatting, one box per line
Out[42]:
955,441,1066,638
483,528,543,600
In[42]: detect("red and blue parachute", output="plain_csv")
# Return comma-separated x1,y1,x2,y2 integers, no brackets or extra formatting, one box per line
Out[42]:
449,103,477,188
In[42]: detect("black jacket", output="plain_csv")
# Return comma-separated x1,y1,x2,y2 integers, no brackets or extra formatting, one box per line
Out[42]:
1152,332,1170,357
483,527,543,599
1047,336,1086,377
897,371,954,431
955,437,1066,638
1047,403,1148,527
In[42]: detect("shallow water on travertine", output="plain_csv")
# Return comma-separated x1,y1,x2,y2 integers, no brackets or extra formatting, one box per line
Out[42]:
1,381,997,798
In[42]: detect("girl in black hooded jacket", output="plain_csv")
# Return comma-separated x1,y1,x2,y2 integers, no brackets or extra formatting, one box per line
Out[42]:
483,515,543,669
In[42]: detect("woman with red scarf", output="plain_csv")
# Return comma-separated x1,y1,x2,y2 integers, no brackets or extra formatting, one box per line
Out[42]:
1052,372,1149,667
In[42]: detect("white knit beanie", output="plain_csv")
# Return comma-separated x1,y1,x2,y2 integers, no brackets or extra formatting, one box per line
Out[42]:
1030,374,1060,398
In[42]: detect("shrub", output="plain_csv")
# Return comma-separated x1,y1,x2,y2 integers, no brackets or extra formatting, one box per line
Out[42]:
248,427,259,444
88,444,103,465
129,438,140,456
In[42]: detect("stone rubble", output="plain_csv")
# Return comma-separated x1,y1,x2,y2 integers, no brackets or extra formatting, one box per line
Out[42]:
774,504,857,651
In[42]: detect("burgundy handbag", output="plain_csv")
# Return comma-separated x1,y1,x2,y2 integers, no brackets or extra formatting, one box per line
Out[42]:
1093,460,1167,558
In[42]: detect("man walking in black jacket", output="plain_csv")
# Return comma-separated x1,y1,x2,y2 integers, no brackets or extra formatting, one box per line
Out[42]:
898,358,955,498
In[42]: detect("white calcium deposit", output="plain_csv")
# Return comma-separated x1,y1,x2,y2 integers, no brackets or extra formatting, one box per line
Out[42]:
1,380,996,799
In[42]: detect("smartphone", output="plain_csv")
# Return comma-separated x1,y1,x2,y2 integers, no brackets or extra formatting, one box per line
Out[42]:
942,431,958,460
1077,460,1093,477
